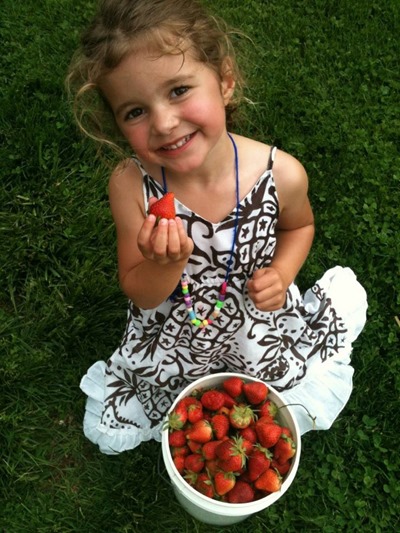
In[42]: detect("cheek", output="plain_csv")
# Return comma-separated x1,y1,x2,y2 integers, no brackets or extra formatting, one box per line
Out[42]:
122,124,148,150
184,97,226,128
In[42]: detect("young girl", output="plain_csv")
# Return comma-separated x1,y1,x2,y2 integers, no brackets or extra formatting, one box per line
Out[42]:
68,0,367,454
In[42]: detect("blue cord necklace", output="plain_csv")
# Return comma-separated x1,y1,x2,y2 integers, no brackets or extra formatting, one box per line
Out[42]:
161,133,240,328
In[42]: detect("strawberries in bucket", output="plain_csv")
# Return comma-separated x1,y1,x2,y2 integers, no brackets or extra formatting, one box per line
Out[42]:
164,374,300,504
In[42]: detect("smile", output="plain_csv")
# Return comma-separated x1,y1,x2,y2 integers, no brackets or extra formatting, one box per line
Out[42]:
161,134,193,151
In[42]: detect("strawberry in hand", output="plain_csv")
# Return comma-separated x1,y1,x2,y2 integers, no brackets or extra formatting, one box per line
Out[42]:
149,192,176,222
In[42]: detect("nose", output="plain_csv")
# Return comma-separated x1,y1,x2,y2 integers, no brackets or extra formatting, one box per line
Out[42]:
150,104,179,136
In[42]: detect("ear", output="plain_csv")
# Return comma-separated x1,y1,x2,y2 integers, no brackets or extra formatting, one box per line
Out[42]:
220,58,236,105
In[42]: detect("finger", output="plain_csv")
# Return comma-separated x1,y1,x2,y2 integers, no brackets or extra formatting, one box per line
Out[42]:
166,219,182,259
137,214,157,251
251,268,265,280
249,269,275,294
151,218,169,259
250,290,285,312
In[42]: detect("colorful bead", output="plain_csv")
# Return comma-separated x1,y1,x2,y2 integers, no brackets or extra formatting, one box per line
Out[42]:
179,275,230,329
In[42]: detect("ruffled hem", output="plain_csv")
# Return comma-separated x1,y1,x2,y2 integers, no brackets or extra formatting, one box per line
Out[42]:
305,265,368,347
281,266,367,435
80,361,163,455
280,358,354,434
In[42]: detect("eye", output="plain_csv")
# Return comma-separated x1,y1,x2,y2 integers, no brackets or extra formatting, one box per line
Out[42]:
171,86,189,98
125,107,144,121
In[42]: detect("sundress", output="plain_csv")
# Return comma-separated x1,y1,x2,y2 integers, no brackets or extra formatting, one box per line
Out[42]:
80,152,367,454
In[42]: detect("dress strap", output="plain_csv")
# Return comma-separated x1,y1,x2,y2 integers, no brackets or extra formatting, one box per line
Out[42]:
267,146,277,171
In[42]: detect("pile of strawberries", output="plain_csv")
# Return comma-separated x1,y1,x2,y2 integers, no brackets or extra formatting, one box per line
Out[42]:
166,376,297,503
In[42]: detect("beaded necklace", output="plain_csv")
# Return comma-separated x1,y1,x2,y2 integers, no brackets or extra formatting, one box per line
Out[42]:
161,133,240,329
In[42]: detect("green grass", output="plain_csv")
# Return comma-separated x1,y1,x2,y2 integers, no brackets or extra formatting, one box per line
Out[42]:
1,0,399,531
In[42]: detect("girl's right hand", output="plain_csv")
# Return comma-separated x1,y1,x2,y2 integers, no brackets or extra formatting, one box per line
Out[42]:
137,214,194,265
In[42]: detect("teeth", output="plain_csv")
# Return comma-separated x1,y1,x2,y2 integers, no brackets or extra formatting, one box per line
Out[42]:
163,135,191,151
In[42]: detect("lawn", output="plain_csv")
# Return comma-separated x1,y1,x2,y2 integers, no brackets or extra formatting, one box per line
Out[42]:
1,0,399,531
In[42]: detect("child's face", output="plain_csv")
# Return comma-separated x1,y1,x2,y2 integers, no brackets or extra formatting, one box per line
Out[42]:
100,46,235,175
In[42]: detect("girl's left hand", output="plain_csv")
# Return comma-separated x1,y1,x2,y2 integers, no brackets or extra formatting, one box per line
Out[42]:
247,267,288,311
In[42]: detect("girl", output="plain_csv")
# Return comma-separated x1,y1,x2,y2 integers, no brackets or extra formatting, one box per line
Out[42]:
67,0,367,454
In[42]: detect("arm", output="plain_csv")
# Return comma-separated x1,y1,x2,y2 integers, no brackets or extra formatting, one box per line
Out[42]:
247,151,315,311
109,160,193,309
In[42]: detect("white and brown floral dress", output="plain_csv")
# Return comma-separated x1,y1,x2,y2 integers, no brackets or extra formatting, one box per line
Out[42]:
80,153,367,454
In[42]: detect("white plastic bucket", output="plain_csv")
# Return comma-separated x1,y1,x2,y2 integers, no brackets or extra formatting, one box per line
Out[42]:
161,372,301,526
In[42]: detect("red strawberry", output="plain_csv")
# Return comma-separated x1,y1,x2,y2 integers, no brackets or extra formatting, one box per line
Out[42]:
238,426,257,444
237,468,253,483
187,439,202,453
211,413,230,440
168,429,187,448
195,472,214,498
243,381,268,405
184,453,205,473
222,376,244,398
200,390,225,411
167,401,188,430
205,458,219,476
216,406,231,416
180,395,196,408
229,404,255,429
273,434,296,464
149,192,176,220
216,436,249,472
170,445,190,458
257,415,278,425
241,438,254,457
220,391,237,408
255,422,282,448
214,471,236,496
227,481,255,503
280,426,294,439
173,455,185,474
218,455,243,473
259,400,278,421
202,440,222,461
187,399,203,424
186,419,213,443
248,445,272,481
254,468,282,493
271,459,291,476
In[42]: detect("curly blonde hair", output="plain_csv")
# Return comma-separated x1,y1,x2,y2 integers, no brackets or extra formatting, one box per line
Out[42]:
66,0,244,156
